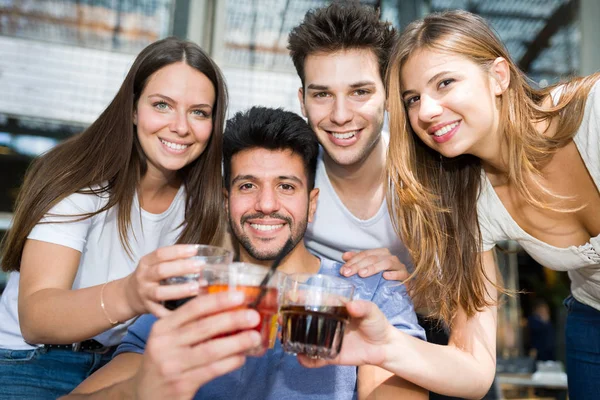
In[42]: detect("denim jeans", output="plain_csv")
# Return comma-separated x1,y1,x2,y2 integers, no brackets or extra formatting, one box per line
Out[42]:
0,346,114,399
564,295,600,400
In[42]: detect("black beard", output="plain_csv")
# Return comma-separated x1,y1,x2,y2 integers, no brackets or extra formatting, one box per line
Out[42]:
229,212,307,261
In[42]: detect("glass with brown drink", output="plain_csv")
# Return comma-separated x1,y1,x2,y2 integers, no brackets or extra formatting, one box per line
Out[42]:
280,274,355,359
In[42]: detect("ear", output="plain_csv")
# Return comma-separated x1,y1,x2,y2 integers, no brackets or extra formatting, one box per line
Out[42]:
307,188,319,223
490,57,510,96
133,109,138,126
298,87,307,117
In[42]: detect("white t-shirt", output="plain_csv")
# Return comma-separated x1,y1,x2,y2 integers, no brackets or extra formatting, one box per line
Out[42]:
478,80,600,311
0,185,186,350
304,144,412,269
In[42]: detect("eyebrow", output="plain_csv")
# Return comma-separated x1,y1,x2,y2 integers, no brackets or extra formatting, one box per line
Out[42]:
306,80,377,91
401,71,452,98
148,93,212,109
231,174,304,186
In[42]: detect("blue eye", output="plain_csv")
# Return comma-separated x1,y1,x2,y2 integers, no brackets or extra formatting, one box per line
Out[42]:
192,109,210,118
153,101,169,110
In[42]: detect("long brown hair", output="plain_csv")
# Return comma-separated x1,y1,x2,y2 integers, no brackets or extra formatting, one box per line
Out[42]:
2,37,228,272
386,10,599,326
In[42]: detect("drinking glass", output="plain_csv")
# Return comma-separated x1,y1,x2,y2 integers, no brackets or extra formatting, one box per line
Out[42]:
280,273,355,359
161,244,233,310
202,262,284,357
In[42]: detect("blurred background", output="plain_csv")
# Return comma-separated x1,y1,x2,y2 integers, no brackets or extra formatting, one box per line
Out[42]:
0,0,597,398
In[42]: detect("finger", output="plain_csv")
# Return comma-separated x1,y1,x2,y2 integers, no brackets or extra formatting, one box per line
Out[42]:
146,301,171,319
189,329,262,366
344,248,390,266
341,251,357,262
383,269,409,282
151,258,205,282
154,291,246,332
176,308,261,347
340,254,380,277
152,280,202,301
144,244,200,266
345,299,378,319
356,258,406,278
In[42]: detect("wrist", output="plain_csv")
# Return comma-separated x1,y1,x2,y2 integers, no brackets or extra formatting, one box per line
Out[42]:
112,276,141,319
379,325,405,371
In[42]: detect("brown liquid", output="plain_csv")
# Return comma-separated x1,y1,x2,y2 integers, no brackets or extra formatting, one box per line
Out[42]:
280,305,349,359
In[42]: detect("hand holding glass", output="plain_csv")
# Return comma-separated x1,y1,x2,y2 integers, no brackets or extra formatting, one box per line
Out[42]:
161,245,233,310
280,274,355,359
202,262,282,357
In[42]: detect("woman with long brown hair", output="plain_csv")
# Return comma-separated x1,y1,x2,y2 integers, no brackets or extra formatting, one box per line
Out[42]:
0,37,228,398
300,10,600,400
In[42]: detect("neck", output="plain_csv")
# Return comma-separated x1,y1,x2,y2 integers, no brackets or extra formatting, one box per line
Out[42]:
323,136,386,196
238,241,320,275
139,169,181,197
473,123,511,179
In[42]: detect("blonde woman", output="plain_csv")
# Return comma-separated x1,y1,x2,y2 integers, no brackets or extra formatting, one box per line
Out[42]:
301,10,599,400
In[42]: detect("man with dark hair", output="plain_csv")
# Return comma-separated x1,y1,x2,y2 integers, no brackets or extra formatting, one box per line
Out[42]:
63,107,426,399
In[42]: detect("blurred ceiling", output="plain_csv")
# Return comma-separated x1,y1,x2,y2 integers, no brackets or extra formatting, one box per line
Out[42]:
430,0,580,84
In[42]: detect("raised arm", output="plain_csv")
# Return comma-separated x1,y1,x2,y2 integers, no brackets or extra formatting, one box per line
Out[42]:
300,249,498,399
18,242,203,344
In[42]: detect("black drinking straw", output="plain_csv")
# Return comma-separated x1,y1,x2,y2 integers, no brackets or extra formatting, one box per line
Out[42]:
250,238,294,308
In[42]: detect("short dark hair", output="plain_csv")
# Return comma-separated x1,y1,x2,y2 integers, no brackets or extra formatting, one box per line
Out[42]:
223,107,319,191
288,2,397,88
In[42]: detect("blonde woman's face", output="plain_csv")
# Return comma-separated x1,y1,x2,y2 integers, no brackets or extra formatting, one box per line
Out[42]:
134,62,215,181
400,49,503,159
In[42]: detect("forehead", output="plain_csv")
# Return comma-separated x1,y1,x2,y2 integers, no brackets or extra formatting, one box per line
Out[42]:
142,62,215,101
230,148,308,181
303,48,383,88
401,49,480,87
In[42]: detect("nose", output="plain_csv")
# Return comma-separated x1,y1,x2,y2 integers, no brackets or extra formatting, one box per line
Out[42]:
255,187,280,215
418,94,443,122
169,111,189,136
330,97,353,126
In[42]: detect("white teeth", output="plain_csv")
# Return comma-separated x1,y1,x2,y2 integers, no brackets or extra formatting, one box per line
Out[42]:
250,223,284,231
160,139,189,150
433,122,459,137
331,131,357,139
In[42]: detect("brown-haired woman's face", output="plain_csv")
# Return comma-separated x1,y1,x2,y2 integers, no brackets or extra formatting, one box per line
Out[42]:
400,48,503,159
133,61,215,180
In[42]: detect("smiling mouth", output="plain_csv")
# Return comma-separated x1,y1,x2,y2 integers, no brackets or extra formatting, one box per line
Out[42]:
249,223,284,231
160,139,190,150
431,122,459,137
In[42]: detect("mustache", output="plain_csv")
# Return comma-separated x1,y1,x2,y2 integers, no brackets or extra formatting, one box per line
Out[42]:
240,212,292,226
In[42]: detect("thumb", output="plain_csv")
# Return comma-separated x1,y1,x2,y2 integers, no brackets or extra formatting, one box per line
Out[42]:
346,300,380,320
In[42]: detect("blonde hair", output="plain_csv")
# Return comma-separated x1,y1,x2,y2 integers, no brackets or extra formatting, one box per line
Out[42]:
386,10,599,326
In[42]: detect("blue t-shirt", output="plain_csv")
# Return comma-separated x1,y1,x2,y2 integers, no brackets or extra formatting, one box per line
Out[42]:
115,257,425,400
